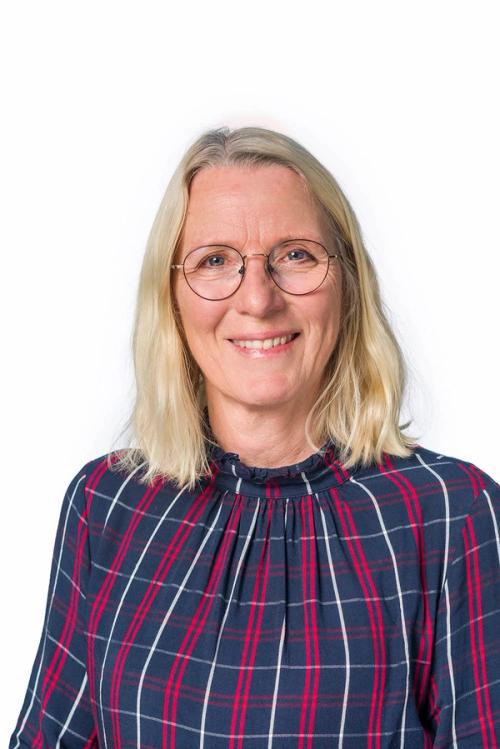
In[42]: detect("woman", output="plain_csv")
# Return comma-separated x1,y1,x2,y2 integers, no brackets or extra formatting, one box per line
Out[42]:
10,127,499,748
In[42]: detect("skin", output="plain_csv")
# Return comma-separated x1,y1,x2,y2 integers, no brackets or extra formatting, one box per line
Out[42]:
173,164,342,468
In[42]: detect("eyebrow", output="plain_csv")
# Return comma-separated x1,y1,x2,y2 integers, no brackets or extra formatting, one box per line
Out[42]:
186,234,327,251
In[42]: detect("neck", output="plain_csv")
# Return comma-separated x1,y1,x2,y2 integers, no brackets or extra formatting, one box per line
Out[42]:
205,393,322,468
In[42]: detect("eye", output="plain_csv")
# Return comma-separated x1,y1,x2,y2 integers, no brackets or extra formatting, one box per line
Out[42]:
272,244,318,266
286,249,311,262
186,247,242,275
201,254,225,268
195,250,234,270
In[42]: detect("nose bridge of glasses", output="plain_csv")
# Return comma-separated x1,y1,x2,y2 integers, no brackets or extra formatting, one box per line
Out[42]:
242,251,270,261
240,251,273,273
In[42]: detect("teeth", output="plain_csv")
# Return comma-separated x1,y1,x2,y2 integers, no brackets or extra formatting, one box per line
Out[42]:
232,334,295,350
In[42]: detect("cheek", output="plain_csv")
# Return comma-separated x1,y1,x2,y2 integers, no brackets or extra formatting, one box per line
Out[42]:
305,289,341,334
175,289,224,351
321,276,342,329
302,296,341,364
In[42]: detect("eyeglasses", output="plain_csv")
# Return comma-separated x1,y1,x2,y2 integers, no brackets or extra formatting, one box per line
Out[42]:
171,238,339,301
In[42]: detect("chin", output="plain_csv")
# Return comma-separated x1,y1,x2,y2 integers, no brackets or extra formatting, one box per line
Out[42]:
233,383,299,410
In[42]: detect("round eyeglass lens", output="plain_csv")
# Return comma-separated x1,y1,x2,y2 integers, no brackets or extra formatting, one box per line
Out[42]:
268,240,330,294
183,246,243,300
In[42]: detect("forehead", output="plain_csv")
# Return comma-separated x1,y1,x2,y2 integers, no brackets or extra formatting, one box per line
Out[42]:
180,164,329,250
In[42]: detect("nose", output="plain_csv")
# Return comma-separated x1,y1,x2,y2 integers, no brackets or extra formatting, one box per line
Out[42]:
234,253,286,315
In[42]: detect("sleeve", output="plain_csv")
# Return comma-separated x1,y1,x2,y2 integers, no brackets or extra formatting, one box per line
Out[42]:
429,475,500,748
9,462,98,749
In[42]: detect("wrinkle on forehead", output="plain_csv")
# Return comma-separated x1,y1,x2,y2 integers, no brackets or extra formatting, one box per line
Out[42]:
180,164,332,255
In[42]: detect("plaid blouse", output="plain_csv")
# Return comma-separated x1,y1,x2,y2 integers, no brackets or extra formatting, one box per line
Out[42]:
9,440,500,748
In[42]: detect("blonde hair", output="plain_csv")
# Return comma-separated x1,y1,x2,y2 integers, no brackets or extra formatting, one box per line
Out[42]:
111,126,418,488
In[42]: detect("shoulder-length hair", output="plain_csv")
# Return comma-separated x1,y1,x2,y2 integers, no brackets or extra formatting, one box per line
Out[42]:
111,126,418,488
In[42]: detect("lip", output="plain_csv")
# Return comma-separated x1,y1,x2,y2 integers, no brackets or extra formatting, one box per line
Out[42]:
227,332,300,357
227,330,300,342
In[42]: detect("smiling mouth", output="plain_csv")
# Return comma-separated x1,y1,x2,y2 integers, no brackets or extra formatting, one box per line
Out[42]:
229,333,300,350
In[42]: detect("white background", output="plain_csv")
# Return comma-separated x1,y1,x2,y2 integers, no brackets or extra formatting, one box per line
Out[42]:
1,0,499,742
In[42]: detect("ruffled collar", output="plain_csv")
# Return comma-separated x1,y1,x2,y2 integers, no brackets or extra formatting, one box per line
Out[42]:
202,412,352,497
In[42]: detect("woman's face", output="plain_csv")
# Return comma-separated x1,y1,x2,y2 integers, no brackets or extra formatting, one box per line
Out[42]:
173,164,342,417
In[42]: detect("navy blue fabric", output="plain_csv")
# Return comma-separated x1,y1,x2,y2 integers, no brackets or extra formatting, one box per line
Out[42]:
9,440,500,748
